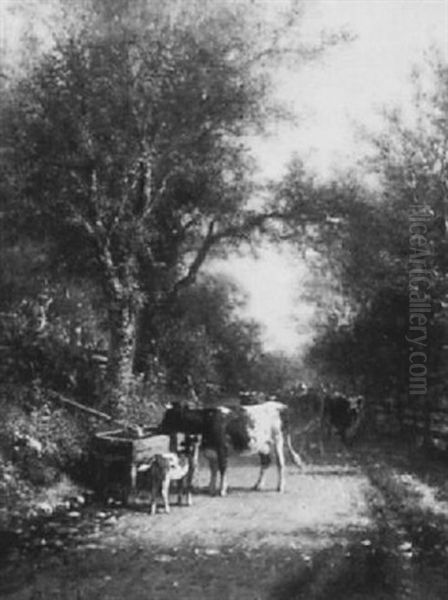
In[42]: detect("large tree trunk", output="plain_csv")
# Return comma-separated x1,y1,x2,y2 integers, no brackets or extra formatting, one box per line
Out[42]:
133,303,160,375
103,301,137,418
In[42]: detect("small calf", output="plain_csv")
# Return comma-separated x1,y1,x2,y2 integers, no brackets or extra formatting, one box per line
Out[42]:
138,437,199,515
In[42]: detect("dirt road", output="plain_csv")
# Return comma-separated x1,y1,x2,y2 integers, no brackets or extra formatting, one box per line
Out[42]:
102,458,372,550
1,456,383,600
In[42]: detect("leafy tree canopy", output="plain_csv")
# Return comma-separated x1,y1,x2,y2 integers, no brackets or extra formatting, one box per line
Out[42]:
1,0,347,412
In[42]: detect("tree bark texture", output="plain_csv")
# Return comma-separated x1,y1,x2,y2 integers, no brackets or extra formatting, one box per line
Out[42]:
103,299,137,417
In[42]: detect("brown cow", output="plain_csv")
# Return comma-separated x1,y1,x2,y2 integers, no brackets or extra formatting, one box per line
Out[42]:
159,400,304,496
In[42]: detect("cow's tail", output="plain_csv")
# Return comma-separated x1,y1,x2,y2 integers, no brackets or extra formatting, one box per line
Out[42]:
286,433,305,470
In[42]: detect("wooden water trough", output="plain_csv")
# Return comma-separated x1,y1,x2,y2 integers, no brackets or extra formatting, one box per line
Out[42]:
91,428,171,504
47,391,174,504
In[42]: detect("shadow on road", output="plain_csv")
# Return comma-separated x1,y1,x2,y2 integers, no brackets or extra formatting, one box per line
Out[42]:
269,537,396,600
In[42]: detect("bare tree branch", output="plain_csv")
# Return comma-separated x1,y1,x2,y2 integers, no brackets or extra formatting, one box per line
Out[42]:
165,209,290,303
170,219,217,298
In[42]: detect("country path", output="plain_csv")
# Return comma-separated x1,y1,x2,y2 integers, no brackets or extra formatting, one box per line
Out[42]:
1,456,380,600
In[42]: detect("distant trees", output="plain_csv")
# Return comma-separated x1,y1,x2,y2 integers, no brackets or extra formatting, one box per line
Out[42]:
279,57,448,416
154,274,264,397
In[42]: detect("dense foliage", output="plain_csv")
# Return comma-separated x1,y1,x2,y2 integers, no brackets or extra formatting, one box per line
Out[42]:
0,0,316,413
277,59,448,448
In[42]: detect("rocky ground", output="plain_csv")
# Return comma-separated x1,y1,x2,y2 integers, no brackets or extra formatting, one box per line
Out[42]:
1,443,448,599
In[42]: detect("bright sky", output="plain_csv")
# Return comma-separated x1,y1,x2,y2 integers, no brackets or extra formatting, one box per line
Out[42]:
216,0,448,354
255,0,448,181
2,0,448,354
211,247,316,354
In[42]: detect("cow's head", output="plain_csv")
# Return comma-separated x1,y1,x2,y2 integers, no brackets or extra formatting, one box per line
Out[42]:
345,395,364,441
159,401,207,438
159,401,187,432
348,395,364,415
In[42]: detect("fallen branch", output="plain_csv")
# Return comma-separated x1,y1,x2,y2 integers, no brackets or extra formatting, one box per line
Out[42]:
47,390,145,435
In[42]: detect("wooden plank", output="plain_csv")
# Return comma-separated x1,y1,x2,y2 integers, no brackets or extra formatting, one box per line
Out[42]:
132,435,170,463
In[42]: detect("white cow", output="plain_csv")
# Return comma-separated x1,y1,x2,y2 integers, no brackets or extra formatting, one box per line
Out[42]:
159,401,304,497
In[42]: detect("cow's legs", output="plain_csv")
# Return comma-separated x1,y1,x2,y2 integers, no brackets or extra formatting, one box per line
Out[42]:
205,452,219,495
183,474,193,506
161,476,170,513
176,478,192,506
150,498,157,515
217,447,229,496
186,442,199,504
318,418,326,456
179,469,194,506
274,437,285,493
319,435,325,456
218,469,228,497
253,453,271,490
150,477,158,515
149,491,157,515
204,448,228,496
320,417,332,455
177,479,184,506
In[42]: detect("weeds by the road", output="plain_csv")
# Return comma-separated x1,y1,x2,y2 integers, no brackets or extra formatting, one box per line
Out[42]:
272,440,448,600
360,443,448,600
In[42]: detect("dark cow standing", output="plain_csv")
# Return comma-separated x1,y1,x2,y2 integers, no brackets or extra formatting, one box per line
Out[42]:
321,393,364,445
159,401,304,496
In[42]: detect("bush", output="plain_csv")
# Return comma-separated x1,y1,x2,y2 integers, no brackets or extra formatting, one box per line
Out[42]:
0,384,92,486
0,295,104,403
